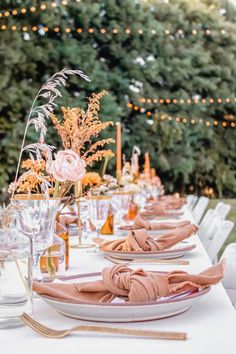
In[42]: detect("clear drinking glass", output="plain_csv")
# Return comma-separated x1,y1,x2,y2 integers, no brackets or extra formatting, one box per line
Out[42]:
111,192,131,227
87,196,111,238
40,234,66,279
13,195,60,279
72,198,95,248
0,225,33,328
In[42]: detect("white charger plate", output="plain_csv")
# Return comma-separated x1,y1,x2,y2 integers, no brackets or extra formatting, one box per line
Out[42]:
39,272,210,322
101,243,196,260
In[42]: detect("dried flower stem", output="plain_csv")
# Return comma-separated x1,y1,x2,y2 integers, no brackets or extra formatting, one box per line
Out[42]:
12,68,90,198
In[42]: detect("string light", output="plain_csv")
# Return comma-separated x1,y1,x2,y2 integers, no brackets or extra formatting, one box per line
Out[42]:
0,14,231,39
127,104,235,128
138,96,236,106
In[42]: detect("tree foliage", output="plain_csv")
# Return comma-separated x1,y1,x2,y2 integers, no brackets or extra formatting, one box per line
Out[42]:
0,0,236,199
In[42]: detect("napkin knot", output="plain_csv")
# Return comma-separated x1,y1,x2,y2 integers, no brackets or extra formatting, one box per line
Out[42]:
102,265,170,302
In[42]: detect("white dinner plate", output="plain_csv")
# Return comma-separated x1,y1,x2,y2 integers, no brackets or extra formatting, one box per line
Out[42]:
101,243,196,260
117,228,190,237
39,272,210,323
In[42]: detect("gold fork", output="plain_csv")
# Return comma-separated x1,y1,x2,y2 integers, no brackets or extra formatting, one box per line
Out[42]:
20,313,187,340
105,255,190,265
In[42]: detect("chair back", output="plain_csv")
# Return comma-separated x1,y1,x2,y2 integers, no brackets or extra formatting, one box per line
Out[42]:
186,195,198,212
215,202,231,220
192,196,209,224
207,220,234,262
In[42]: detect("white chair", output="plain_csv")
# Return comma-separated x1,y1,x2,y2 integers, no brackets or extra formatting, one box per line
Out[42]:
215,202,231,220
186,195,198,212
199,208,214,228
214,202,224,214
207,220,234,262
200,213,222,249
220,243,236,307
192,196,209,224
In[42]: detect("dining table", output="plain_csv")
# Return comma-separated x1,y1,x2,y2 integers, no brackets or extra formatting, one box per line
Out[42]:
1,206,236,354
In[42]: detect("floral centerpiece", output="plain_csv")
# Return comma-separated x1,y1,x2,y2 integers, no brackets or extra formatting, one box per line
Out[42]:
8,67,115,274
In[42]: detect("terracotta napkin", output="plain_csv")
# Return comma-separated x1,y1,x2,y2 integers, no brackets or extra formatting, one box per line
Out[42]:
33,262,224,303
146,198,186,210
159,195,187,204
140,205,183,219
95,223,197,252
121,214,191,231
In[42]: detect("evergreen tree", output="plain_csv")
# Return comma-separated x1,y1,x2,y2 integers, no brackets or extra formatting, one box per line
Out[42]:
0,0,236,198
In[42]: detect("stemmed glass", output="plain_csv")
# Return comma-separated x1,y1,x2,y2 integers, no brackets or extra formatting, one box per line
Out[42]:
73,198,95,248
87,196,111,238
13,194,60,280
111,192,131,227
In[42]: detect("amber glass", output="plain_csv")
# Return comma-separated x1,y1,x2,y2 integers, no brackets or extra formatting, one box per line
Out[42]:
100,206,114,235
126,202,139,220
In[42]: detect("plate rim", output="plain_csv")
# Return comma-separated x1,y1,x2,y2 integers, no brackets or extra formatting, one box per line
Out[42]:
39,270,210,307
102,243,196,256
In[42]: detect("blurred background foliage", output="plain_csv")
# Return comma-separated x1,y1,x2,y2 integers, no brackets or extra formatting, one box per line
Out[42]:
1,0,236,200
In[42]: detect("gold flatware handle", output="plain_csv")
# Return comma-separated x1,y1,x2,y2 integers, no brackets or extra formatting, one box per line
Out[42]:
71,325,187,340
130,258,189,265
20,313,187,340
105,255,189,265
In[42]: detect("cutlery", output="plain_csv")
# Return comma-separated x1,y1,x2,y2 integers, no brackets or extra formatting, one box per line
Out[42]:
105,255,190,265
20,313,187,340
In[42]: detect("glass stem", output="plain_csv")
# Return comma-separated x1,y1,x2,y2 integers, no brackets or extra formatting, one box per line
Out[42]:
33,252,42,281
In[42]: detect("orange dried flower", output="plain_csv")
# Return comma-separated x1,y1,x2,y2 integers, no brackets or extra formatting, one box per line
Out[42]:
50,91,114,166
81,172,102,187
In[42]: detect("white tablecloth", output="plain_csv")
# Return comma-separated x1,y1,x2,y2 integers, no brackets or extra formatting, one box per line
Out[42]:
1,209,236,354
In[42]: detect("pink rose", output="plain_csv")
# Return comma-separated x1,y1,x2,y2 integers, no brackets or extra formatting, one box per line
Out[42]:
47,149,86,182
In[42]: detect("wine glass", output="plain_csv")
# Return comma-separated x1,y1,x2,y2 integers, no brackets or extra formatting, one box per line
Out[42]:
75,198,95,248
13,194,60,280
111,192,131,227
87,196,111,238
134,191,147,210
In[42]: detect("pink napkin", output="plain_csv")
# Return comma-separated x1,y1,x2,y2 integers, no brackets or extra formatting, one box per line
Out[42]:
121,214,191,231
140,206,183,219
33,262,224,303
95,223,197,252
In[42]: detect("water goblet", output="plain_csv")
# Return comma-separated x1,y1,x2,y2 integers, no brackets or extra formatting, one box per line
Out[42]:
87,196,111,239
111,192,131,227
13,194,60,280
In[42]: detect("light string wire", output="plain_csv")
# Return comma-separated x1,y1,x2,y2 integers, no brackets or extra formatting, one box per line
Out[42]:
0,23,232,37
0,1,82,17
138,97,236,105
127,105,235,129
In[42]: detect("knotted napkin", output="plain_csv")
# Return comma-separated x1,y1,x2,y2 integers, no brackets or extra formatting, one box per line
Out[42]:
95,223,197,252
121,214,191,231
33,262,224,303
140,205,183,219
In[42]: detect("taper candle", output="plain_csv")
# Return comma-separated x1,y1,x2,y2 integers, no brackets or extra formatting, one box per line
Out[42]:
144,152,151,176
116,122,122,184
